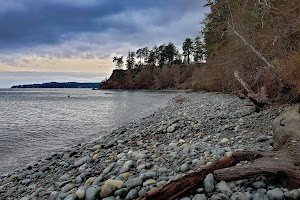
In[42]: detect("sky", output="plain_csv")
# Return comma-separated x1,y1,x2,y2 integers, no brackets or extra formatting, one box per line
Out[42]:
0,0,209,88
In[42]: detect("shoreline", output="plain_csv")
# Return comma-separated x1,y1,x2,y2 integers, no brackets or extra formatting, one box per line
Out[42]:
1,92,299,200
0,89,179,176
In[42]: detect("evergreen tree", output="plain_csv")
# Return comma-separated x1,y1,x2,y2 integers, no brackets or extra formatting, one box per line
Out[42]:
165,42,178,65
113,56,124,69
158,44,167,66
193,36,204,64
182,38,193,64
142,47,149,64
136,48,143,67
147,50,156,66
126,51,135,70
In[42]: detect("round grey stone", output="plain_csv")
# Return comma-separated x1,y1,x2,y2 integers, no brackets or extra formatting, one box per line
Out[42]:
64,193,77,200
211,194,222,200
193,194,207,200
216,181,232,196
61,183,75,193
124,178,143,190
125,189,138,200
138,188,150,196
252,181,266,189
85,187,99,200
203,173,215,193
58,174,71,182
102,197,116,200
20,197,30,200
180,163,190,172
231,192,247,200
284,189,300,200
114,188,129,198
267,188,284,200
74,156,93,167
158,167,168,173
216,149,225,156
167,126,176,133
180,197,191,200
253,189,268,200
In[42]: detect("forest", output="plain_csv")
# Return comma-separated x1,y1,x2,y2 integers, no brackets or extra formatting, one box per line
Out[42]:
101,0,300,103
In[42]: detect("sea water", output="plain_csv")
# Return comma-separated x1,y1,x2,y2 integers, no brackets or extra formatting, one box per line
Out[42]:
0,88,178,174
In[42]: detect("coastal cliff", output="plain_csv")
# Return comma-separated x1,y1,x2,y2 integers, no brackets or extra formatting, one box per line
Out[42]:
100,64,208,91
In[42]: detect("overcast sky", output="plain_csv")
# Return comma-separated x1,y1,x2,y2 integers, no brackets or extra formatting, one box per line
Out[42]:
0,0,209,88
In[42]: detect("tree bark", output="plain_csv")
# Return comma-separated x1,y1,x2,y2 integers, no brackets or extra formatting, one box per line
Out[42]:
138,106,300,200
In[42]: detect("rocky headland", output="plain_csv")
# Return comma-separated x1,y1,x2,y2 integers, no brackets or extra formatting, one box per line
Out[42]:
1,92,299,200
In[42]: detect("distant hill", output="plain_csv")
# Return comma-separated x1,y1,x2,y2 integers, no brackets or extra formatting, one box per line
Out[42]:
11,82,101,88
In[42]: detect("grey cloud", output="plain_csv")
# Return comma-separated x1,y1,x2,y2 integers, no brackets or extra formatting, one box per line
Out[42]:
0,0,208,50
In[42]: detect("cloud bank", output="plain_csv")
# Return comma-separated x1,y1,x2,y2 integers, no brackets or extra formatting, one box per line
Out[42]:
0,0,209,87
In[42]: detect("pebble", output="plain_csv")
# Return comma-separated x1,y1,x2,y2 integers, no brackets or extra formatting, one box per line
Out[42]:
180,163,190,172
167,126,176,133
114,188,129,198
231,192,247,200
252,181,266,189
143,179,156,186
75,186,86,200
203,173,215,193
220,138,229,144
253,189,268,200
256,135,269,142
180,197,191,200
267,188,284,200
193,194,207,200
85,187,99,200
284,189,300,200
125,189,138,200
216,181,232,196
124,178,143,190
102,197,115,200
100,184,117,199
74,156,93,167
61,183,75,193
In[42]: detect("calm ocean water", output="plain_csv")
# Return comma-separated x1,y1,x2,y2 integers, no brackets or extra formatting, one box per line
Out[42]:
0,88,178,175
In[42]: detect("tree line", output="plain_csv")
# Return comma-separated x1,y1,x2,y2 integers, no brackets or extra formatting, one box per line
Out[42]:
112,36,205,70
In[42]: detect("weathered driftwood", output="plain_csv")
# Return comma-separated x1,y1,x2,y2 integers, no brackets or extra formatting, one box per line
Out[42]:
138,106,300,200
234,71,269,112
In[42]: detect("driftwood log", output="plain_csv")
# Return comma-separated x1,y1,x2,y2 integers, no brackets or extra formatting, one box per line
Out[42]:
138,106,300,200
234,71,269,112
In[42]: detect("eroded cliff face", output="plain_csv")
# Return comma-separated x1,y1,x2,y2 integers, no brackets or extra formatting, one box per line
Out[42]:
100,69,128,89
99,64,207,90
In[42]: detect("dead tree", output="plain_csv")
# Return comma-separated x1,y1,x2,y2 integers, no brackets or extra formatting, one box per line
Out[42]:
138,106,300,200
234,71,269,112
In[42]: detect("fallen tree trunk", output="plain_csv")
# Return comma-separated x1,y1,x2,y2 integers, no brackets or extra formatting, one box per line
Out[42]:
234,71,269,112
138,106,300,200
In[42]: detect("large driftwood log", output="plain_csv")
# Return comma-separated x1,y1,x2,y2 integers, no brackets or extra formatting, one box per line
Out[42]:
138,106,300,200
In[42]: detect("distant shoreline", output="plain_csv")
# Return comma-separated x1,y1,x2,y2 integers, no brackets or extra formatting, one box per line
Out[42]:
11,82,101,88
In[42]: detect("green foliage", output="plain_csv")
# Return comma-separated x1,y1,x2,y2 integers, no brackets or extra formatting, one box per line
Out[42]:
202,1,231,57
182,38,193,64
147,50,156,66
136,48,143,67
113,56,124,69
126,51,135,70
193,36,204,63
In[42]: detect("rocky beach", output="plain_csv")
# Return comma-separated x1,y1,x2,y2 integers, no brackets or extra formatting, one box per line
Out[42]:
1,92,299,200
